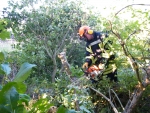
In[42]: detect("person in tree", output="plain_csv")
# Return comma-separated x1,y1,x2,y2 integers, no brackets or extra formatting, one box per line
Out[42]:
78,25,118,82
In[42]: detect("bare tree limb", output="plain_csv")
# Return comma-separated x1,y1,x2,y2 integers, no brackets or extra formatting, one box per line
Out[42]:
115,4,150,16
123,84,145,113
55,26,70,55
111,89,124,110
89,87,119,113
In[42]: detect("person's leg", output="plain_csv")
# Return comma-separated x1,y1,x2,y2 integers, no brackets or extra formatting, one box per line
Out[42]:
106,69,118,82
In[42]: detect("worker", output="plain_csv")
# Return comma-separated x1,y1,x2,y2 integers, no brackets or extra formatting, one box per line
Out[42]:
78,25,118,82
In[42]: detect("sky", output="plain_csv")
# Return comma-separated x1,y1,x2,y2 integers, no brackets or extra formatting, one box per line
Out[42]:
1,0,150,9
0,0,150,17
87,0,150,17
0,0,9,10
0,0,9,17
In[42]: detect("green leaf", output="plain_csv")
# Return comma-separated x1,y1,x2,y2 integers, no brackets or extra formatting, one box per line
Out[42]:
0,82,26,93
0,82,28,112
0,67,5,75
13,62,36,82
29,98,53,113
8,87,19,110
67,109,76,113
18,94,31,106
0,105,10,113
57,105,68,113
14,105,27,113
0,63,11,75
0,30,10,40
0,19,9,40
0,87,19,112
79,106,91,113
0,52,5,63
0,85,2,90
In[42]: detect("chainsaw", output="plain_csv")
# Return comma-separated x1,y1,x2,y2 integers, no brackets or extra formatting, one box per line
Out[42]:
82,64,105,81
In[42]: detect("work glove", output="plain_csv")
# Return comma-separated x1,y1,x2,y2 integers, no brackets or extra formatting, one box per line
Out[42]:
105,30,110,38
82,62,89,69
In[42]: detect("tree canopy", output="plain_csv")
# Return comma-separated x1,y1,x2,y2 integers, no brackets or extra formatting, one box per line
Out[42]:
0,0,150,113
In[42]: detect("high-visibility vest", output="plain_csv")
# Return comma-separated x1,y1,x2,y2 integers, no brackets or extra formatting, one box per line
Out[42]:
85,32,117,74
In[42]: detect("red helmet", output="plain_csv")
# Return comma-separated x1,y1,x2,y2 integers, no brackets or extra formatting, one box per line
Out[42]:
78,26,90,37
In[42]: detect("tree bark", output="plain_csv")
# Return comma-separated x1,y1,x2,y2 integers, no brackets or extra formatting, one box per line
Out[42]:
58,51,72,81
123,65,150,113
58,51,80,111
123,84,144,113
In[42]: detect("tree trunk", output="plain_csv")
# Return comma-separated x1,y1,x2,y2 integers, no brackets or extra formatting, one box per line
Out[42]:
51,57,57,83
123,84,144,113
123,65,150,113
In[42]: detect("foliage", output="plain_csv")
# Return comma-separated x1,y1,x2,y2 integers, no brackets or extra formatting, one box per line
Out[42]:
0,54,36,113
0,19,10,40
28,98,53,113
13,62,36,82
3,0,91,82
0,35,36,113
0,82,30,113
1,1,150,113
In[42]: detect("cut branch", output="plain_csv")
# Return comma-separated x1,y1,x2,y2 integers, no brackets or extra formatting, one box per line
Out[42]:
58,51,80,111
58,51,72,80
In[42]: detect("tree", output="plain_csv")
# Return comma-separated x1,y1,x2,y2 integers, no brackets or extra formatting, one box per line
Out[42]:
101,4,150,113
2,0,150,112
3,0,87,82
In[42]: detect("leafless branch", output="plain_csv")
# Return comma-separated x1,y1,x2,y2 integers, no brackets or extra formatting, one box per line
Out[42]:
90,87,119,113
55,28,70,56
115,4,150,16
111,89,124,110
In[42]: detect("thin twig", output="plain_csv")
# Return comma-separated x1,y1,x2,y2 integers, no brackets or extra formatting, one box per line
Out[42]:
90,87,119,113
111,89,124,110
108,19,142,84
115,4,150,16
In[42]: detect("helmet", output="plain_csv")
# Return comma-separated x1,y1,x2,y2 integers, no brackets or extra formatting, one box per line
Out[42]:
78,26,90,37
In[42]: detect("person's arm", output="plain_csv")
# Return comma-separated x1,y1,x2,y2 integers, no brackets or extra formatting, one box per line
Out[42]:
85,46,93,66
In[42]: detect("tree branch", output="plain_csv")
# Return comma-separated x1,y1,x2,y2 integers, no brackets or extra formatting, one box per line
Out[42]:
115,4,150,16
89,87,119,113
108,20,142,84
55,26,70,56
111,89,124,110
58,51,80,111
